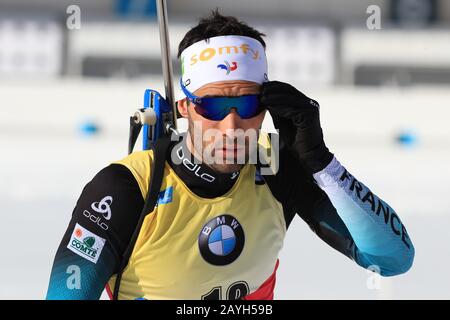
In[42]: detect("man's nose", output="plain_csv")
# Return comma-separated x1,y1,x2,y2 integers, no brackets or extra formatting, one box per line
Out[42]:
219,108,241,130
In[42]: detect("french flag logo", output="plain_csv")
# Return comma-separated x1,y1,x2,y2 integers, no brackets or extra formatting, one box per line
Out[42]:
217,61,238,75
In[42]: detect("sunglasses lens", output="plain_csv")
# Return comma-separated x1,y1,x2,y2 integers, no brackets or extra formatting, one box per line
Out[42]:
236,96,261,119
193,96,262,121
194,104,226,121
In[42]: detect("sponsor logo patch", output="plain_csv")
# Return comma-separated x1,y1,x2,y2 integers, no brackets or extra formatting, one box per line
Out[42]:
198,214,245,266
67,223,106,264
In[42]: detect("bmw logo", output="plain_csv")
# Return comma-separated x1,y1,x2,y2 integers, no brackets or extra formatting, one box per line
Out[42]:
198,215,245,266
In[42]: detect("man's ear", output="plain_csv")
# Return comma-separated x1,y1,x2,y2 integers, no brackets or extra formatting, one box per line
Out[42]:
177,98,189,118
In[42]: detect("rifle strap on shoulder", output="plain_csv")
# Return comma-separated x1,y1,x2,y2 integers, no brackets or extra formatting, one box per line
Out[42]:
112,136,171,300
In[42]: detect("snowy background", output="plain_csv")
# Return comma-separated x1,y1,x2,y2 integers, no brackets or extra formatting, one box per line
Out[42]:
1,0,449,299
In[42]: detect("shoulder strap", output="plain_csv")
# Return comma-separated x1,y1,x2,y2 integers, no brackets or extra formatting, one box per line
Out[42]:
112,136,171,300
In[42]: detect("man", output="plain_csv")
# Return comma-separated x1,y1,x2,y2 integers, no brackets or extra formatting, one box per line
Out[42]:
46,11,414,300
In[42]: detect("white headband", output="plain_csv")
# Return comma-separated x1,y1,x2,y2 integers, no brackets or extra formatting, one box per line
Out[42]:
180,35,268,93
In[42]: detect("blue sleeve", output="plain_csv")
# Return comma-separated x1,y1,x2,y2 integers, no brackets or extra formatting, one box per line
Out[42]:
46,164,144,299
311,156,415,276
46,241,117,300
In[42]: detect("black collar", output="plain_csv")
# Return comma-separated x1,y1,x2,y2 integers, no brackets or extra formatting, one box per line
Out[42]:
167,134,240,198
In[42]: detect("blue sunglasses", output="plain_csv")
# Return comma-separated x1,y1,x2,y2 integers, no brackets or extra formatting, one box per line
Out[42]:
180,79,264,121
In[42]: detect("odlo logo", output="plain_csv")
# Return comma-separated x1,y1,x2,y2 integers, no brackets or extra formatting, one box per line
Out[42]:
83,196,113,231
67,223,106,264
217,61,238,75
91,196,113,220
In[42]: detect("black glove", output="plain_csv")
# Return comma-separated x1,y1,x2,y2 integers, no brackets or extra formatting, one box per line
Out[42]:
261,81,333,174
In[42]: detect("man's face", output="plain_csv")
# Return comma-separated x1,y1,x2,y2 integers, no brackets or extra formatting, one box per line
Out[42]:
177,80,266,174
